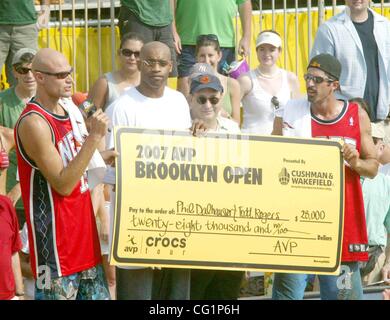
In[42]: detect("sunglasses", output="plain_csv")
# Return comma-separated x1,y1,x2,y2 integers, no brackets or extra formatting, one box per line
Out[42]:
35,67,74,79
304,73,333,84
142,59,170,68
271,96,280,109
121,48,140,58
196,96,220,105
196,34,219,44
15,66,33,75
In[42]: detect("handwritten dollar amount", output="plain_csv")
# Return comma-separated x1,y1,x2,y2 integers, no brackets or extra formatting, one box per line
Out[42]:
296,210,327,222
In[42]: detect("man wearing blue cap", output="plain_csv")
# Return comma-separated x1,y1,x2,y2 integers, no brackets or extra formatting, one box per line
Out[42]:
189,73,240,134
188,73,241,299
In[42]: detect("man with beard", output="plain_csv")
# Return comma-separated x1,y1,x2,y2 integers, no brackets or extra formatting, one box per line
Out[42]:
272,54,378,300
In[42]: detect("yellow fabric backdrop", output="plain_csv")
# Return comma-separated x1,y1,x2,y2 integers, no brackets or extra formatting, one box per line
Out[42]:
1,8,389,94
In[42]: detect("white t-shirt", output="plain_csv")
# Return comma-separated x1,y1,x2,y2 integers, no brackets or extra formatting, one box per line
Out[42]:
106,86,191,149
380,163,390,176
104,86,191,269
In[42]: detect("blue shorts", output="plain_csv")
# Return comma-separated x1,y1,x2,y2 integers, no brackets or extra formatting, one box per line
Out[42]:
35,264,110,300
177,45,236,77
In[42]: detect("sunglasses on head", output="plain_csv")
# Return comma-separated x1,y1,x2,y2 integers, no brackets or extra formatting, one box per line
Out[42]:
196,34,219,44
196,96,220,105
35,67,74,79
15,66,33,75
304,73,334,84
121,48,140,58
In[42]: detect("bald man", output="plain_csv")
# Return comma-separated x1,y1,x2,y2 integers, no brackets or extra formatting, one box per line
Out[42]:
105,41,192,300
14,48,111,300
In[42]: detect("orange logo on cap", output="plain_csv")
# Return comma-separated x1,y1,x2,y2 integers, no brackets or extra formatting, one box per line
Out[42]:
310,61,321,68
199,75,210,84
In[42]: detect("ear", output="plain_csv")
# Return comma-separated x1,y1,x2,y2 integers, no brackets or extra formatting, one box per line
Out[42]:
169,60,173,73
12,68,18,79
217,51,223,62
332,80,340,91
33,71,44,83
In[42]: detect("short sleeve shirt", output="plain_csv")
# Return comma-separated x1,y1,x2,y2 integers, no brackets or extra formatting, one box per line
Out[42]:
175,0,247,47
0,0,37,25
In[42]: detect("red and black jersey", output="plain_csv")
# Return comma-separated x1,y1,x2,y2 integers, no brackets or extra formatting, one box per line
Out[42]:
14,100,101,279
311,101,368,262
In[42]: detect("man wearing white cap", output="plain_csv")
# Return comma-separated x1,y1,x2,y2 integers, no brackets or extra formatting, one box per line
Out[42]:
360,122,390,286
238,30,300,135
0,48,37,227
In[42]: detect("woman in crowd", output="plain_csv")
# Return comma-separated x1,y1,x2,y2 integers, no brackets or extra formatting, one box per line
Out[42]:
195,34,241,124
88,32,144,110
238,30,300,135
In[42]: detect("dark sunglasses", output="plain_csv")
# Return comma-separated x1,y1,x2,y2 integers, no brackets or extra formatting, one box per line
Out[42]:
35,67,74,79
271,96,280,109
196,34,219,44
304,73,333,84
121,48,140,58
196,96,220,105
15,66,33,75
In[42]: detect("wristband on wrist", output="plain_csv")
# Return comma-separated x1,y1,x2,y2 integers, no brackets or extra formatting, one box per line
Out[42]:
15,292,25,297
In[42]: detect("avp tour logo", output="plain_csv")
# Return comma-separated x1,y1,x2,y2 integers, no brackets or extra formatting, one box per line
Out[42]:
279,168,290,185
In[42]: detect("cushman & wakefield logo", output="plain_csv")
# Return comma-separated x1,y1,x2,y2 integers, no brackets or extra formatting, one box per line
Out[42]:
278,168,334,190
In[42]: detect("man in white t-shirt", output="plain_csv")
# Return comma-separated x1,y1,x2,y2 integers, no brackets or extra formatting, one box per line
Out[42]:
105,41,191,300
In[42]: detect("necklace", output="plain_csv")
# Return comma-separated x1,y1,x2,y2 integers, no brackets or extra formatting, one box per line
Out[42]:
256,67,280,79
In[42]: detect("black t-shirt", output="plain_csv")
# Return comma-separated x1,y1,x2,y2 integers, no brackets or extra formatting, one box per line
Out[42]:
353,10,379,122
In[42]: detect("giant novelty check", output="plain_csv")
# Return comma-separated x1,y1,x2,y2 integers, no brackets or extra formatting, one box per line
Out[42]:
110,128,344,275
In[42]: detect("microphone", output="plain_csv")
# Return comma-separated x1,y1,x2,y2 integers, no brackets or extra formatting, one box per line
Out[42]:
79,99,97,118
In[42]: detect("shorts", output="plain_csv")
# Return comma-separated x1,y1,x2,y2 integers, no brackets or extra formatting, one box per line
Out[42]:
360,246,386,286
177,45,236,78
34,264,110,300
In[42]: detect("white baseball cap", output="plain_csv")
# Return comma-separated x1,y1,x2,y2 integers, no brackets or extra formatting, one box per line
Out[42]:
12,48,37,65
256,31,282,48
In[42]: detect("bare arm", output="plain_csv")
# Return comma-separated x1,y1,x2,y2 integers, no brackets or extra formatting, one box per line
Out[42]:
12,252,24,297
87,76,109,110
37,0,50,30
7,183,21,207
0,126,15,152
342,105,378,178
237,73,252,100
287,72,302,99
237,0,252,57
228,77,241,124
18,110,108,196
170,0,182,54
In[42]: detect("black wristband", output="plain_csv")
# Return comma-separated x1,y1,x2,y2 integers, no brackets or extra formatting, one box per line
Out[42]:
15,292,25,297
